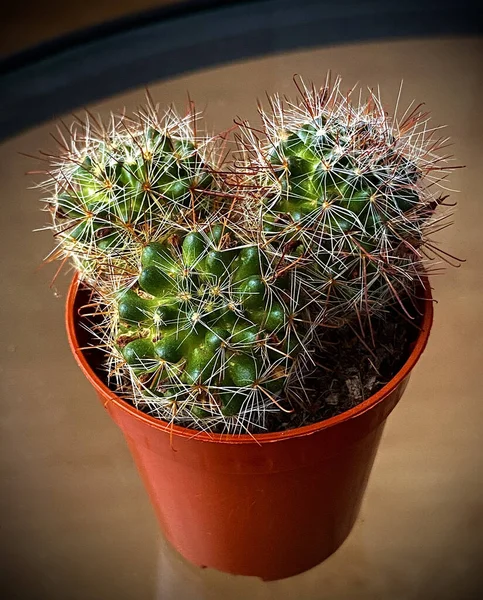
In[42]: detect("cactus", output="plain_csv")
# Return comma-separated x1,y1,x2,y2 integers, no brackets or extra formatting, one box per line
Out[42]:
35,100,311,433
237,76,454,326
35,82,457,433
114,221,308,432
39,103,219,283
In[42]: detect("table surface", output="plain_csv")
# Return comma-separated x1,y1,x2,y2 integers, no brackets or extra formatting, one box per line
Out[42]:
2,0,180,58
0,36,482,599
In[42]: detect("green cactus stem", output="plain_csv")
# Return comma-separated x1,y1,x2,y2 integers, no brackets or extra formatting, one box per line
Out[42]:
41,106,221,284
114,223,307,428
238,76,454,325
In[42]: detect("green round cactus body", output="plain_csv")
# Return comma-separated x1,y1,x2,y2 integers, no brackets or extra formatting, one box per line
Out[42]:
116,224,304,423
61,133,212,236
48,114,219,285
252,102,432,323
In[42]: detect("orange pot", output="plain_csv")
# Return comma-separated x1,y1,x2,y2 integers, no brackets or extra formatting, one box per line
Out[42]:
66,277,433,581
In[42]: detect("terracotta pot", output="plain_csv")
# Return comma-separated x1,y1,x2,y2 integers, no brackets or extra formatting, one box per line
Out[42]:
66,276,433,581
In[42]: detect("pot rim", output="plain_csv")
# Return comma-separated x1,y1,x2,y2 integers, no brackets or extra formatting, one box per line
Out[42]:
66,275,433,445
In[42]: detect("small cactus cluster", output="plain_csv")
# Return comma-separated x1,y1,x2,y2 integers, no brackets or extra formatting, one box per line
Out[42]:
37,100,310,432
35,78,455,433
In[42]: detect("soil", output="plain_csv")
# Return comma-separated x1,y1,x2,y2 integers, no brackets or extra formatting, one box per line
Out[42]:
265,307,421,432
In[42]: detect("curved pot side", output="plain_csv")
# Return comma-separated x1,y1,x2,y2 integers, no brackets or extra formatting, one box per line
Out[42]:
66,277,433,579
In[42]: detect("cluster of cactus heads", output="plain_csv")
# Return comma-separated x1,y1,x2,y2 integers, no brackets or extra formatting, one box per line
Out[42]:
36,78,455,433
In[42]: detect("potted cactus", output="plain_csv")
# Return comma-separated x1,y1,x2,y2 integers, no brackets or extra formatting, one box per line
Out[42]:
34,77,455,580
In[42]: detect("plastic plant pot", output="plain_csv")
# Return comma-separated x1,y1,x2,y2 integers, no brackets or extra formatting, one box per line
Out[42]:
66,275,433,581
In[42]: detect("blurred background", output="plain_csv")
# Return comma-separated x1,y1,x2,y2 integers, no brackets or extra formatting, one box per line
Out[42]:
1,1,177,58
1,2,482,599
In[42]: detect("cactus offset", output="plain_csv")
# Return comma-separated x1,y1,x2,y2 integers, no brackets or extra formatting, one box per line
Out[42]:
114,221,308,432
40,104,219,283
238,76,454,326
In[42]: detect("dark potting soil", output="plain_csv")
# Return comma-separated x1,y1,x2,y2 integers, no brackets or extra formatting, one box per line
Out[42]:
265,307,421,432
75,285,423,433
